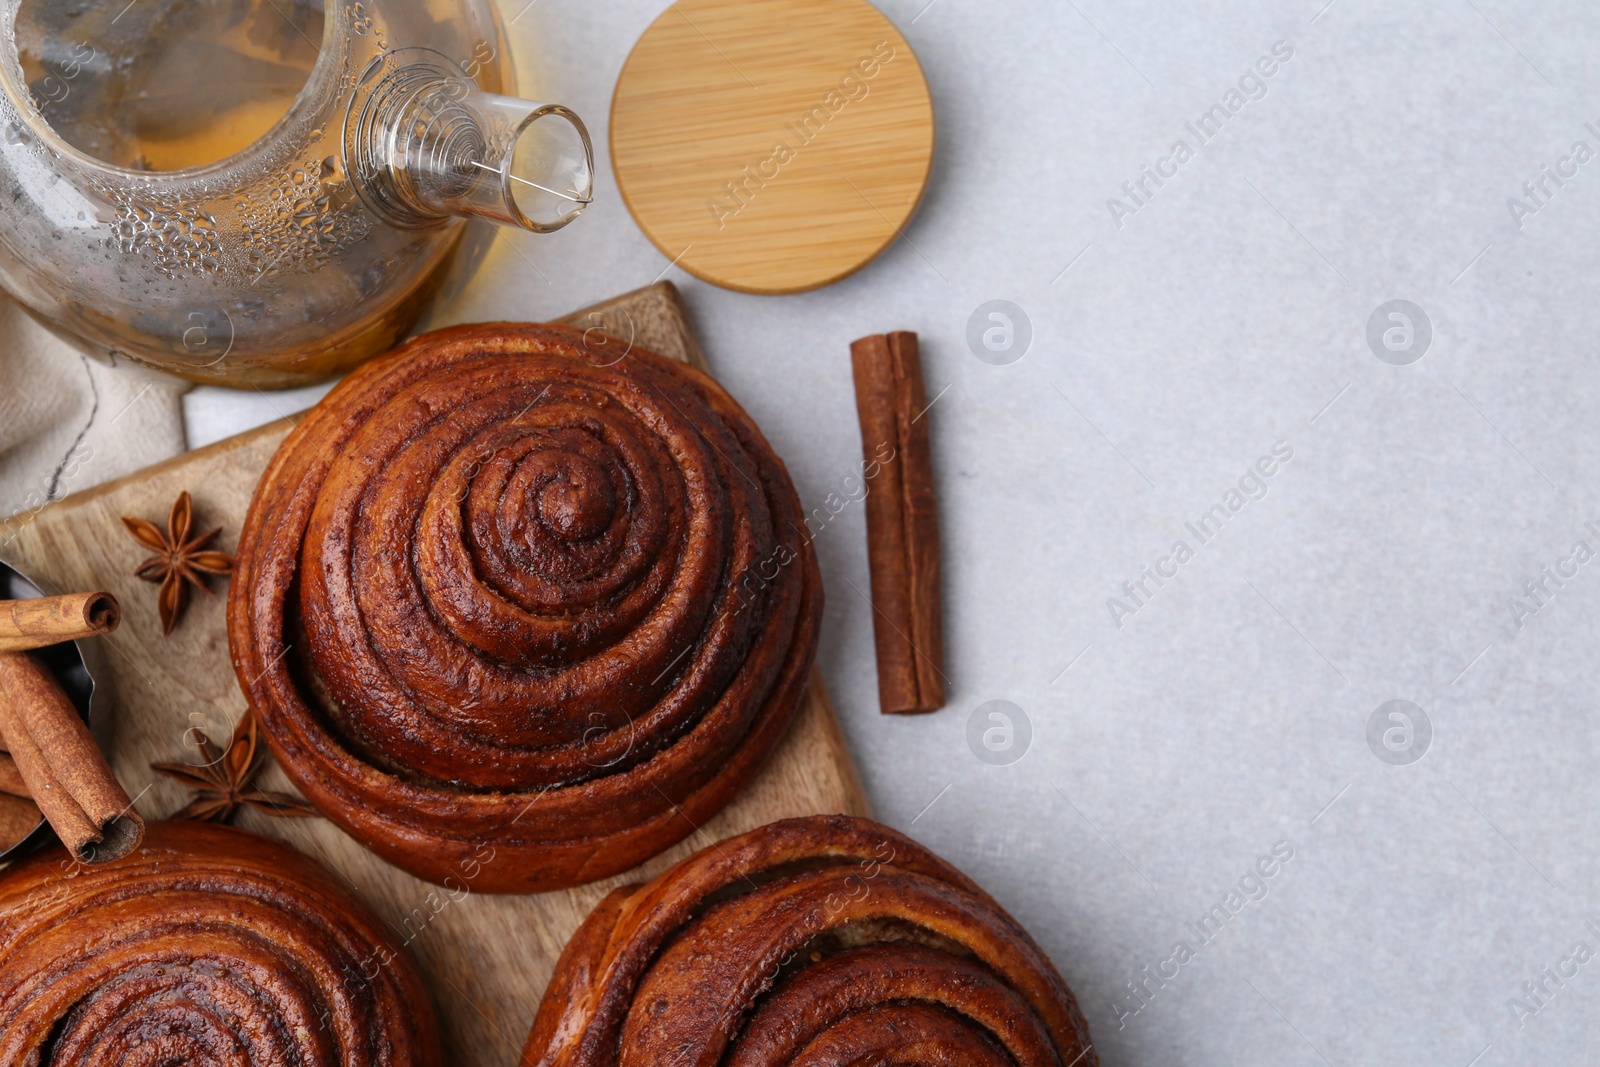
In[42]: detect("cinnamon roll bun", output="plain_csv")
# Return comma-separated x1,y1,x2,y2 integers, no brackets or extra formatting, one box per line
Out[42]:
0,820,439,1066
522,814,1095,1067
229,324,821,892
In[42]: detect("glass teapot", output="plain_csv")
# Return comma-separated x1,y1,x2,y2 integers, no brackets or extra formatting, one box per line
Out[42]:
0,0,593,387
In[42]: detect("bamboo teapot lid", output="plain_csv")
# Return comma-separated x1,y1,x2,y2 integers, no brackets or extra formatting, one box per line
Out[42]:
610,0,935,294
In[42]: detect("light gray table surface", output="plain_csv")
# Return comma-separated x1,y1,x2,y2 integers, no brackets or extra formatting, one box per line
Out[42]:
187,1,1600,1063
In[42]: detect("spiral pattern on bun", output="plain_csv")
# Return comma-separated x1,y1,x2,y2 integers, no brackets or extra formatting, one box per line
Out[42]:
229,323,821,892
521,815,1095,1067
0,821,439,1067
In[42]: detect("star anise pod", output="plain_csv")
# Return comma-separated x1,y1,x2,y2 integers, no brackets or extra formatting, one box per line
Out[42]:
151,709,318,823
121,490,235,635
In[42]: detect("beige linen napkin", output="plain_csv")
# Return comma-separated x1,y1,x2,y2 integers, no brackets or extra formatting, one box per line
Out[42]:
0,297,188,525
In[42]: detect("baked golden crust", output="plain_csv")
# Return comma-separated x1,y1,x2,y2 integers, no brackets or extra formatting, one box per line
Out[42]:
0,821,439,1066
228,323,822,892
521,814,1095,1067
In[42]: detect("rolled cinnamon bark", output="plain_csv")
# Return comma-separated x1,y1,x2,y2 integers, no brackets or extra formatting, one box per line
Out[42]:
850,330,946,714
0,792,40,850
0,750,27,798
0,592,120,653
0,653,142,863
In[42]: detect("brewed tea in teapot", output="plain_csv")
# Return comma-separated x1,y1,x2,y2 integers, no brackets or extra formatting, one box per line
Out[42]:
0,0,592,386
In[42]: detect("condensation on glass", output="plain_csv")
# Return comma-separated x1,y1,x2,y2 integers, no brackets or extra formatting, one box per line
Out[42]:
0,0,592,386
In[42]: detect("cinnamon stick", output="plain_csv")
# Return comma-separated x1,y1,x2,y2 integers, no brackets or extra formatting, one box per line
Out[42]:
0,592,120,653
0,791,41,850
849,331,946,714
0,749,27,798
0,652,143,862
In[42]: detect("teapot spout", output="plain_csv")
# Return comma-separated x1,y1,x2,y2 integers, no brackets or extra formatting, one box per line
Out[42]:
346,50,594,232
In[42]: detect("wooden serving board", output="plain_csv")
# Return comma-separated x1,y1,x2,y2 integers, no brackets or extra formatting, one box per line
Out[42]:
0,282,868,1066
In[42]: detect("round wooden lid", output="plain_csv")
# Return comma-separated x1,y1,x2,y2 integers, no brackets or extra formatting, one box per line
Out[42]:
610,0,935,295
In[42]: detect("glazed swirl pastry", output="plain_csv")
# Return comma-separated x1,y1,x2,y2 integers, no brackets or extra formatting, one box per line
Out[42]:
230,323,821,892
0,821,439,1066
522,815,1096,1067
